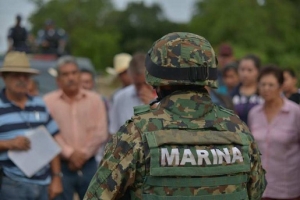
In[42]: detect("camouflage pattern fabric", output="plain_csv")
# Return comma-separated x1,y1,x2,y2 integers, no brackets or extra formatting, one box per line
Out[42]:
146,32,218,88
84,91,266,200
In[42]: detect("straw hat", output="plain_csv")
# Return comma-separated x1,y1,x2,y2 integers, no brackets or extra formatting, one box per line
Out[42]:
106,53,132,75
0,51,39,74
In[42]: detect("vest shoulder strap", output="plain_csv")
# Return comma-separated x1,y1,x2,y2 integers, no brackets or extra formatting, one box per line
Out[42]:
134,105,150,115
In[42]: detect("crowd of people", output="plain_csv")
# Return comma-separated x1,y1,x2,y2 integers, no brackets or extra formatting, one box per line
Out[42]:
0,15,300,200
206,44,300,200
7,15,67,56
211,44,300,123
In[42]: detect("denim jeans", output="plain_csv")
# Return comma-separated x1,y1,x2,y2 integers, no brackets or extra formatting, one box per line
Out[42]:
54,157,97,200
0,176,48,200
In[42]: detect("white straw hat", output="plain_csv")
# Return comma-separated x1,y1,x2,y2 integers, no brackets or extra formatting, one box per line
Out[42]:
106,53,132,75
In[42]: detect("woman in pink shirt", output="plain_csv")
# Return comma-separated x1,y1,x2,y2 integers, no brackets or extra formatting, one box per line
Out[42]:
248,66,300,200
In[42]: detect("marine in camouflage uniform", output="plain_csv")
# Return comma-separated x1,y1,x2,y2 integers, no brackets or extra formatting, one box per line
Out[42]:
84,32,266,200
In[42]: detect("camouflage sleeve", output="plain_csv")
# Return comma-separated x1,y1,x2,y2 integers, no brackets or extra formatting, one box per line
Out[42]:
84,122,143,200
247,134,267,200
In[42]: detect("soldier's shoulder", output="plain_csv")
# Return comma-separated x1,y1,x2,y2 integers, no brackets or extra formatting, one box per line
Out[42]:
104,122,143,163
216,105,235,116
207,105,251,135
133,104,151,116
116,119,143,144
132,104,167,122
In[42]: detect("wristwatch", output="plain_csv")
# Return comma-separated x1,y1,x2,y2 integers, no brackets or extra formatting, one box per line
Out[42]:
52,172,63,178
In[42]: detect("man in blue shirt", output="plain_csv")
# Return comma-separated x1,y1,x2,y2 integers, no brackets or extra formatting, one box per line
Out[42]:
0,51,62,200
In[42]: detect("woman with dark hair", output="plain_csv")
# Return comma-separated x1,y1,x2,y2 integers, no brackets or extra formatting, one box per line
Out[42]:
222,62,239,94
248,65,300,200
231,54,263,124
283,68,300,104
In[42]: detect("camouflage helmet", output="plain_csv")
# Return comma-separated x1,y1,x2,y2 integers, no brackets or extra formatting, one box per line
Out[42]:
145,32,218,88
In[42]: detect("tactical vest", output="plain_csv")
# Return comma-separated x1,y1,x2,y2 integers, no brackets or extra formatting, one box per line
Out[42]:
10,27,27,48
45,30,60,49
132,105,251,200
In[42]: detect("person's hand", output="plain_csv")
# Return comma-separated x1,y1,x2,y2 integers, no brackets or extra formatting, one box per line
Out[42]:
48,176,63,199
67,162,79,172
10,136,30,151
68,151,86,170
138,84,156,104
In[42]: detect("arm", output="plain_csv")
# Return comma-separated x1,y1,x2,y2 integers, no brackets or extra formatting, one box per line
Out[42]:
0,137,30,152
48,155,63,199
247,134,267,200
296,106,300,135
44,98,75,160
247,109,254,130
7,28,13,51
36,30,48,47
81,97,108,160
0,140,12,151
138,84,157,104
84,124,141,200
54,134,74,159
108,95,120,135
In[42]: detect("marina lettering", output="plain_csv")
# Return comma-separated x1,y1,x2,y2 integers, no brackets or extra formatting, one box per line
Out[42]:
161,147,243,166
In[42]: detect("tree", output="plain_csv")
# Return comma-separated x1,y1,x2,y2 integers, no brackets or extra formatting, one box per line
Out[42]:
28,1,187,71
189,0,300,73
103,2,188,54
29,0,120,71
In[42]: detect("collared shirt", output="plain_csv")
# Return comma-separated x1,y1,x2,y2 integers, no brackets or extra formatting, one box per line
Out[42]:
109,85,143,134
0,89,59,185
44,89,107,160
248,98,300,199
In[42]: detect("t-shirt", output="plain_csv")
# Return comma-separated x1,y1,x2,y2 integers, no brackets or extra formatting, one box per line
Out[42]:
231,85,263,124
288,93,300,104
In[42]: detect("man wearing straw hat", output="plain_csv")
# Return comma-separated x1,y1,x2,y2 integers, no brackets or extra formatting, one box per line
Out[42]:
108,53,157,135
0,51,62,199
106,53,132,90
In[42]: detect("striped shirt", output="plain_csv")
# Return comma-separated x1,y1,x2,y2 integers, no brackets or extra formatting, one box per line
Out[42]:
0,89,59,185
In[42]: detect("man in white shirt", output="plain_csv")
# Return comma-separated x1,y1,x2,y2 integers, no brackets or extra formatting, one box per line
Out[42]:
109,53,156,134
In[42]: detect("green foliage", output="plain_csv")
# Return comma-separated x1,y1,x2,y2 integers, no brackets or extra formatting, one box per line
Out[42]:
189,0,300,71
29,0,120,71
103,2,187,54
28,0,187,71
28,0,300,76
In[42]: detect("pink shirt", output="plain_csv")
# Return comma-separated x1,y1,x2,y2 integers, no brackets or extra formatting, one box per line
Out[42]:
248,98,300,199
44,89,107,160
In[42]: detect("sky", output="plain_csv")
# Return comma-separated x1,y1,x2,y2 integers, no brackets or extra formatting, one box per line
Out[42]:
0,0,196,54
112,0,196,23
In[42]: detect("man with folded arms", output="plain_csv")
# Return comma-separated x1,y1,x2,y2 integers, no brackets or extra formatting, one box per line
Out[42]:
44,55,108,200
